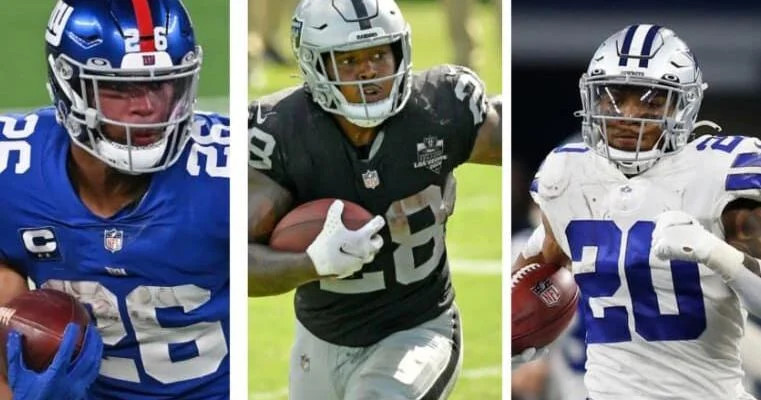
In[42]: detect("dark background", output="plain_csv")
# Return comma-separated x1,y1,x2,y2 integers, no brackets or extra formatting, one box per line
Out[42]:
512,0,761,232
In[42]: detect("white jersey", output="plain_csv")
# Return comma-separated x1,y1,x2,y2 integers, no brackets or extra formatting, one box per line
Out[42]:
531,136,761,400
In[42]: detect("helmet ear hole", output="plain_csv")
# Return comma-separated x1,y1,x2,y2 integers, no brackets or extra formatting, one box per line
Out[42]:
390,40,403,70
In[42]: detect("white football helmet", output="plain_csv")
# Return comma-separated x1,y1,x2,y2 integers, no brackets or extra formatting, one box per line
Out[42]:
577,25,713,174
291,0,412,127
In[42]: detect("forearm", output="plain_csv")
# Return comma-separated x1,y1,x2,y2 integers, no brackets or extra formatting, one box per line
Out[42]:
691,231,761,317
0,377,9,400
709,245,761,317
716,201,761,316
248,243,319,297
512,221,569,273
726,261,761,318
467,98,501,166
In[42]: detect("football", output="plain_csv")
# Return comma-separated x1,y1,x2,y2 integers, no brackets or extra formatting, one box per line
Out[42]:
512,263,579,355
0,289,90,372
269,198,374,252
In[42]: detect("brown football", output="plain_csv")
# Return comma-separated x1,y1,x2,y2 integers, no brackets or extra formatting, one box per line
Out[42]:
0,289,90,372
512,263,579,355
269,198,373,252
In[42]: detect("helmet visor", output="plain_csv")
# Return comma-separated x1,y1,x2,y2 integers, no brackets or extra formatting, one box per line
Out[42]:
590,83,678,122
86,75,196,147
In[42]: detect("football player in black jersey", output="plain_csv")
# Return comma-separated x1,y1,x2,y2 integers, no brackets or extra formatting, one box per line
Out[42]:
249,0,501,398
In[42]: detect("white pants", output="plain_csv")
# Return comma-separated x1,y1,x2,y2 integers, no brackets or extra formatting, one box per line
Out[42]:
289,305,463,400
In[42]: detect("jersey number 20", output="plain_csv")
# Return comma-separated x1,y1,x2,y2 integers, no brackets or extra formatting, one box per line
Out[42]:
567,220,707,343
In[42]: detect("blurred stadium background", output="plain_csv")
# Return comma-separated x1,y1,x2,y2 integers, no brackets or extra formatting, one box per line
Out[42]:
511,1,761,399
0,0,229,114
249,0,502,399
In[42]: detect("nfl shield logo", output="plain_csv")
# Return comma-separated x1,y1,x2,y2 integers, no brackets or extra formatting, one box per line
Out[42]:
362,169,380,189
531,279,561,307
104,229,123,253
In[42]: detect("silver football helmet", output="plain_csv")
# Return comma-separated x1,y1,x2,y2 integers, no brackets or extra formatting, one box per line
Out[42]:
291,0,412,127
577,25,713,174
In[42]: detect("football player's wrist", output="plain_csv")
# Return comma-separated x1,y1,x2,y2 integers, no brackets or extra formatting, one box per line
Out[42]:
703,235,745,282
305,246,328,276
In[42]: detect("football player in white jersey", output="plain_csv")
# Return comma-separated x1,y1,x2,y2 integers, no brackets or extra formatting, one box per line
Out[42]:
513,24,761,400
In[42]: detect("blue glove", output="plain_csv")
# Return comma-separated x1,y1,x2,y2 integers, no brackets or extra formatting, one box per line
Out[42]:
7,323,103,400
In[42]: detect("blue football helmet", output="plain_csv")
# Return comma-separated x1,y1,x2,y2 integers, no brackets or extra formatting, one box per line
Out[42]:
45,0,201,174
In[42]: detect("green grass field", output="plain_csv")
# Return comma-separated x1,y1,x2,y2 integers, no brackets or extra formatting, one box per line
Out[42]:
249,1,502,399
0,0,228,111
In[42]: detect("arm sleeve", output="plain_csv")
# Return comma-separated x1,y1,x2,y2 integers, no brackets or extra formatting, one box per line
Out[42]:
727,266,761,318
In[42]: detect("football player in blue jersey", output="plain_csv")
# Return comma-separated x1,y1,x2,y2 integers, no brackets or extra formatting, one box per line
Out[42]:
249,0,501,398
0,1,229,399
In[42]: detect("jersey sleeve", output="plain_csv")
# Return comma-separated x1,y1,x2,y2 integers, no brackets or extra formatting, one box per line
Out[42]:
703,135,761,217
433,65,489,167
248,100,296,194
717,136,761,202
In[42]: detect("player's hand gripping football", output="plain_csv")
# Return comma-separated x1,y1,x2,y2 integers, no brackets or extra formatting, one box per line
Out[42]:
7,323,103,400
511,346,548,369
306,200,385,279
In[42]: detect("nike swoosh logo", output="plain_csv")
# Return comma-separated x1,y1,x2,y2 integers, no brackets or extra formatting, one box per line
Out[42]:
339,245,363,258
256,102,276,125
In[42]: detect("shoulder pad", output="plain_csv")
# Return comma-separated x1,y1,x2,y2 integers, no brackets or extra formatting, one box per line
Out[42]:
249,86,303,130
0,108,57,141
415,65,489,127
532,146,582,200
191,112,229,146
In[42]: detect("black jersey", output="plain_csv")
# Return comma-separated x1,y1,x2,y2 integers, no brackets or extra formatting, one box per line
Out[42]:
249,65,487,346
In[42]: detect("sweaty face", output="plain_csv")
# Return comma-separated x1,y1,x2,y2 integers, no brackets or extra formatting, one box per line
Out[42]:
324,44,396,104
96,80,177,146
594,84,675,152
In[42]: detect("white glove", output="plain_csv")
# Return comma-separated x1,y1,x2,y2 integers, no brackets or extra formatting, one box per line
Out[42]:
651,210,717,264
306,200,385,279
511,347,548,370
652,210,744,281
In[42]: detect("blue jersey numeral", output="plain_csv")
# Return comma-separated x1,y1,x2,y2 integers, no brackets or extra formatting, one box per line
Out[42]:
695,135,743,153
567,220,706,344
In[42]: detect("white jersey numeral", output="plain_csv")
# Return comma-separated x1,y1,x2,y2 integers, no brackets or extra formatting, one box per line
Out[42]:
320,180,453,294
42,280,228,384
187,144,229,178
454,71,486,125
0,114,38,174
187,121,230,177
249,127,276,170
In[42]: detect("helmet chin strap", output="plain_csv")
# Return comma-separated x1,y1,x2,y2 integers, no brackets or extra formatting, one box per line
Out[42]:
603,145,661,175
342,96,395,128
93,133,168,174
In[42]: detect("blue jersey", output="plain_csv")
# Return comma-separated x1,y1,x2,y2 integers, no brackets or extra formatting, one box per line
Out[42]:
0,108,229,399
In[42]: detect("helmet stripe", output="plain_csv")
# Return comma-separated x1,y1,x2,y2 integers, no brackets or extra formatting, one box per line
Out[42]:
638,25,662,68
618,24,638,66
350,0,372,30
131,0,156,52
